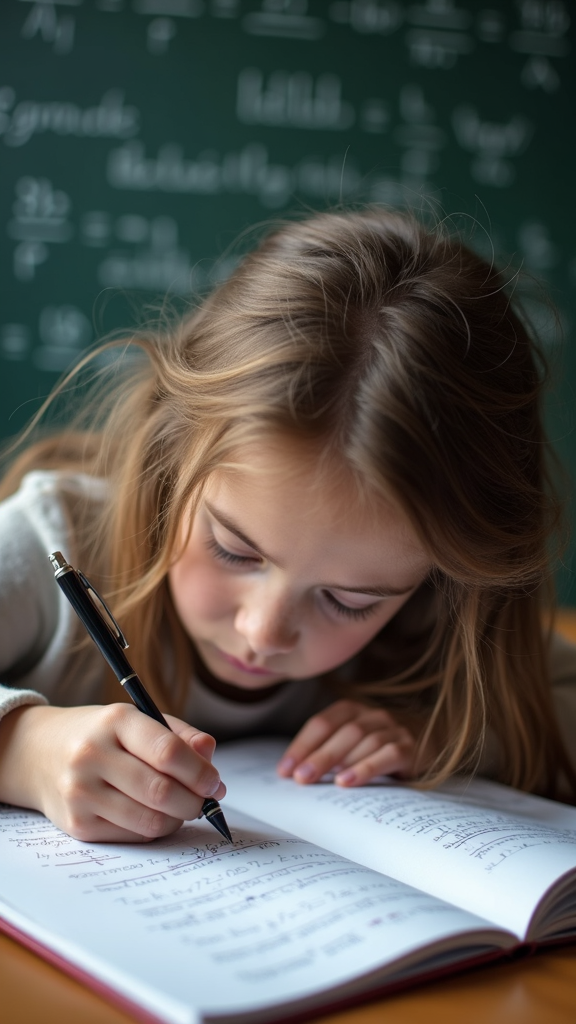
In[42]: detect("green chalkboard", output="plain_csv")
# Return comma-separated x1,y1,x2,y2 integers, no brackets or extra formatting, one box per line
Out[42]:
1,0,575,599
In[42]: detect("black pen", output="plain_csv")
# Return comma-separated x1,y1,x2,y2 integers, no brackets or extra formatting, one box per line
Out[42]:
48,551,232,843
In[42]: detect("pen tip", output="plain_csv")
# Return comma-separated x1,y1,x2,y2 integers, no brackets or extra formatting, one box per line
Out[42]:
211,813,233,844
202,799,233,843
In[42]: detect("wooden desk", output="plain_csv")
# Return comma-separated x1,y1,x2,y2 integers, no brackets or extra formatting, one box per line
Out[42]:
3,933,576,1024
3,613,576,1024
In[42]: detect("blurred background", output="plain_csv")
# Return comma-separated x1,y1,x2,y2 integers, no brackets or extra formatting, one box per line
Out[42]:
1,0,575,601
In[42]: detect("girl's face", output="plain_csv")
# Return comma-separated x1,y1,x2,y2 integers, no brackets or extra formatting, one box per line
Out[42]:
168,442,431,691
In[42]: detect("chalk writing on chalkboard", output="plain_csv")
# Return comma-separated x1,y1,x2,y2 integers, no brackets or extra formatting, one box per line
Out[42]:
8,177,73,282
35,306,92,373
0,306,91,373
1,324,31,363
21,2,76,57
243,0,325,40
236,68,355,130
452,107,533,187
0,89,140,148
106,140,363,208
98,215,202,295
394,84,444,180
329,1,403,36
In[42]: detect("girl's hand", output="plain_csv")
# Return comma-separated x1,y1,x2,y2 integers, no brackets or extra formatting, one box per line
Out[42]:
277,700,417,787
0,703,225,843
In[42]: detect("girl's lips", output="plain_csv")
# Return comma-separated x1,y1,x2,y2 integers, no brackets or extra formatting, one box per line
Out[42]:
218,650,276,677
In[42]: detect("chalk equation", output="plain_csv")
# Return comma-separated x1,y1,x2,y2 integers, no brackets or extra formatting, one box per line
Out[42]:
1,0,572,401
13,0,572,94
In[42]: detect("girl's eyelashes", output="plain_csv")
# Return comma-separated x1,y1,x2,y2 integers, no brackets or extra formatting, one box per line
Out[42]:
206,528,381,620
322,590,380,621
205,535,259,567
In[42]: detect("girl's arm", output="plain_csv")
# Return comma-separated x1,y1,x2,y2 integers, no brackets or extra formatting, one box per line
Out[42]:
0,481,224,842
277,699,419,786
0,702,225,842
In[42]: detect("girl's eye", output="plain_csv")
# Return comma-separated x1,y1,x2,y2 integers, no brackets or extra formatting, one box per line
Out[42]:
322,590,379,621
206,536,259,567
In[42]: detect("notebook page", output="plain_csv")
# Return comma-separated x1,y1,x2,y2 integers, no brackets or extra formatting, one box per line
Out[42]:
215,740,576,939
0,804,502,1024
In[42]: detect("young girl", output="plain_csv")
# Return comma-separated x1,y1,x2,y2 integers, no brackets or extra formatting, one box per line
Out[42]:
1,207,575,844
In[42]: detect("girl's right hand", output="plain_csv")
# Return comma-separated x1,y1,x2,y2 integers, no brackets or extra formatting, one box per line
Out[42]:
0,703,225,843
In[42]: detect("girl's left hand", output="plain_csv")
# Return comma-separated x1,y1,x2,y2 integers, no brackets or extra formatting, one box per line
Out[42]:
276,700,417,787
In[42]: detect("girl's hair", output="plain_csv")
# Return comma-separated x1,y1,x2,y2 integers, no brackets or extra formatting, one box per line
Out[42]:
3,207,574,799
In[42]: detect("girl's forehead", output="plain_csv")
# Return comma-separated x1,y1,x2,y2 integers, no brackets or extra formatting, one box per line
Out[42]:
204,440,417,545
207,441,363,508
202,449,430,587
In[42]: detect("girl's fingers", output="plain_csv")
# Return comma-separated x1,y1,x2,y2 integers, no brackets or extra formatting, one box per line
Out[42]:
109,705,223,800
55,780,185,843
291,720,404,785
49,706,225,838
165,716,217,760
16,705,224,842
278,702,398,777
276,700,417,787
278,703,356,773
77,821,152,843
98,746,211,824
290,720,372,783
335,736,416,787
337,726,414,770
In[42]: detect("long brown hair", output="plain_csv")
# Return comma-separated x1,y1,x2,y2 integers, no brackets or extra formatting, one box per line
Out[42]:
2,208,573,799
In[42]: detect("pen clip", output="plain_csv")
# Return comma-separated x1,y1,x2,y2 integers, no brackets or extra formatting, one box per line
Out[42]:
76,570,130,650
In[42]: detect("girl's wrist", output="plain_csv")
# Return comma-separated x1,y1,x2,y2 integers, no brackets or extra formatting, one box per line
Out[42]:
0,704,57,810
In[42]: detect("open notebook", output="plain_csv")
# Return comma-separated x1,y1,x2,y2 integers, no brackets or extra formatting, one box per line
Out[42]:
2,738,576,1024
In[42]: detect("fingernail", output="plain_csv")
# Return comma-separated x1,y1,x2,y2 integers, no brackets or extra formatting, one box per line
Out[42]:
206,776,222,796
278,756,295,775
336,769,356,786
294,762,316,783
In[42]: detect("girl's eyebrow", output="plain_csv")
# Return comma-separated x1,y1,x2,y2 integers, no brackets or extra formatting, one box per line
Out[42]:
204,502,419,599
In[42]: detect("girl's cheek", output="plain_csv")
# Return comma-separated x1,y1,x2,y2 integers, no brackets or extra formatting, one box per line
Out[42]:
170,561,238,624
308,604,400,673
304,625,372,677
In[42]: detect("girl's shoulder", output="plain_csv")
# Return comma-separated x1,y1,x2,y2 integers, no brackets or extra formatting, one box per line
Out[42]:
0,469,108,563
4,469,108,506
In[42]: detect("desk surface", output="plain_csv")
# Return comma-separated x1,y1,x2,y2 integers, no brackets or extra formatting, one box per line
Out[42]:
4,613,576,1024
3,933,576,1024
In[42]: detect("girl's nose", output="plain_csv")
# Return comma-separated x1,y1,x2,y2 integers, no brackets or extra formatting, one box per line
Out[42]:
234,597,299,657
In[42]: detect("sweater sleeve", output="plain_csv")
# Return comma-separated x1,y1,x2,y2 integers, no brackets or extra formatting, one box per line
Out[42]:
0,474,76,721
